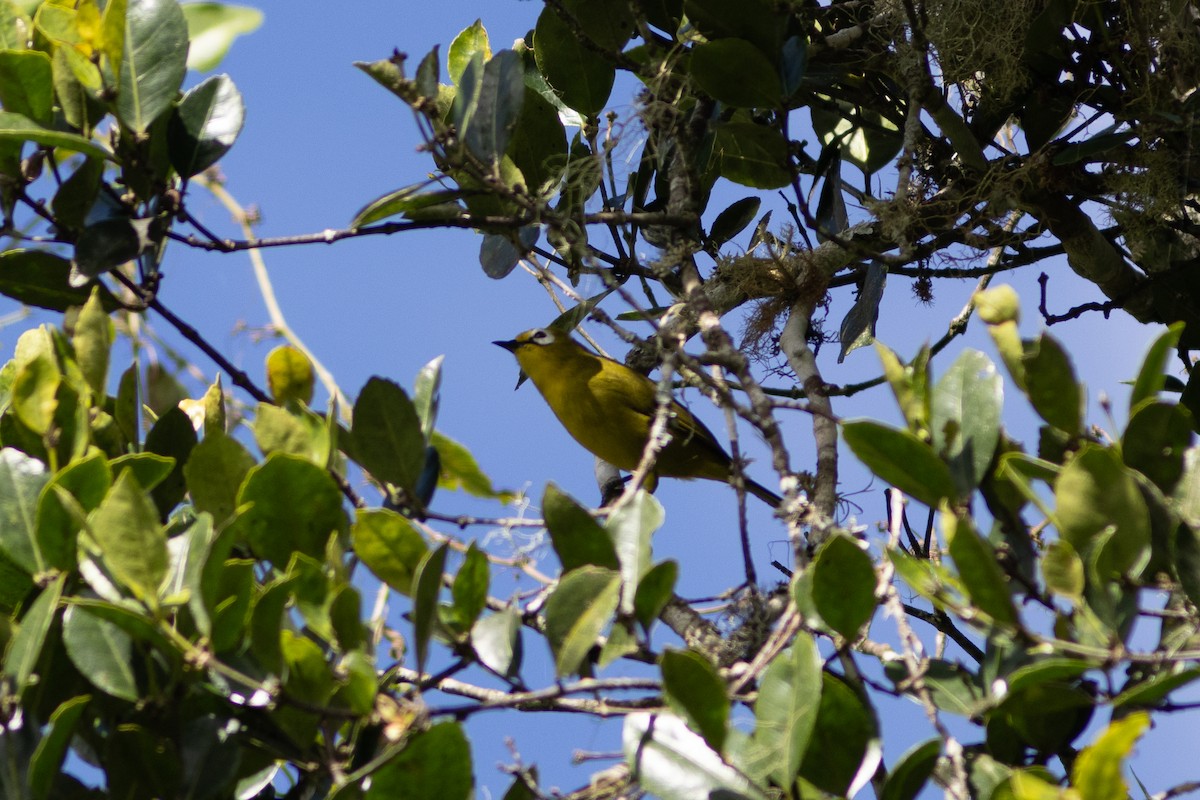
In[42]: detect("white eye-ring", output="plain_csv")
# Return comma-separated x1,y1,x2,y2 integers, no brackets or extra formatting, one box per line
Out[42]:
530,328,555,344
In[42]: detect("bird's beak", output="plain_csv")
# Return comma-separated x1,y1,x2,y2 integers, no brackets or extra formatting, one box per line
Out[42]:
492,339,519,353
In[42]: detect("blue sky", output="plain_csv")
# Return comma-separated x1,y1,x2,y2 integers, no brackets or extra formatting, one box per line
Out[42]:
11,0,1196,795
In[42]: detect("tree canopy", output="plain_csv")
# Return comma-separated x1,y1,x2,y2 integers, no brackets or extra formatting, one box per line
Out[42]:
0,0,1199,798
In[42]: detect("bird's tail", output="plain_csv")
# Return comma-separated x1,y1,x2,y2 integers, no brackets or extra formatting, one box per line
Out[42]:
744,477,783,509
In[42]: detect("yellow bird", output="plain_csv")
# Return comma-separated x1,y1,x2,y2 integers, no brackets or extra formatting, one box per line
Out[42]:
494,327,781,507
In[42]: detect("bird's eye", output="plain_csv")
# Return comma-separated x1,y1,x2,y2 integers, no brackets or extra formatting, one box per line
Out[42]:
531,329,552,344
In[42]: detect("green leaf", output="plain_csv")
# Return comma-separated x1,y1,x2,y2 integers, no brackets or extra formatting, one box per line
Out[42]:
113,0,188,132
1023,332,1082,435
0,446,48,574
882,738,940,800
280,628,334,704
711,121,790,189
460,48,524,164
1070,712,1148,800
811,532,876,638
708,197,761,249
1111,666,1200,709
411,542,449,675
606,490,662,615
350,184,466,227
799,673,881,797
450,542,489,631
90,469,167,604
448,19,490,84
1130,323,1183,409
0,250,118,312
265,344,314,406
73,286,113,395
884,659,986,716
37,450,110,571
412,355,443,442
688,39,781,108
876,342,931,438
944,511,1019,628
1121,401,1192,493
470,606,523,679
633,559,677,631
3,574,62,691
1041,539,1084,601
661,648,729,753
352,508,428,596
842,420,959,506
168,73,244,176
28,694,91,800
181,2,263,71
236,453,346,567
837,259,882,358
543,483,620,572
625,713,770,800
248,574,293,675
110,452,175,492
0,49,53,125
183,430,255,524
534,5,614,117
932,349,1002,495
352,376,426,494
143,405,197,517
366,721,473,800
12,353,59,435
1055,444,1151,576
61,603,137,701
684,0,784,53
0,110,111,160
507,87,567,193
543,565,621,677
751,634,822,786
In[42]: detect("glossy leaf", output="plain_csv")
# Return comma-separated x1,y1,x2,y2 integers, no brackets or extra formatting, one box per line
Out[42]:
877,342,930,438
430,430,509,499
1055,444,1151,576
711,121,790,189
1121,401,1192,493
168,73,245,176
412,542,449,675
460,48,524,164
448,19,491,84
0,446,48,574
62,603,137,701
183,431,255,524
450,542,489,631
683,0,784,53
842,420,959,506
507,87,567,193
37,450,110,571
882,738,940,800
544,565,621,677
606,490,662,614
181,2,263,71
113,0,189,133
1071,712,1148,800
543,483,620,572
27,694,91,800
625,712,770,800
4,575,62,691
800,673,882,797
534,5,614,117
1041,539,1084,602
366,721,473,800
633,559,677,631
752,634,822,786
931,349,1003,495
688,39,781,108
352,508,428,595
1023,332,1082,435
0,250,117,312
0,49,53,125
143,406,197,517
838,261,885,360
944,511,1018,628
708,197,761,249
811,533,876,639
352,377,425,493
661,648,729,753
90,470,167,604
0,110,111,160
236,453,345,567
471,606,523,679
